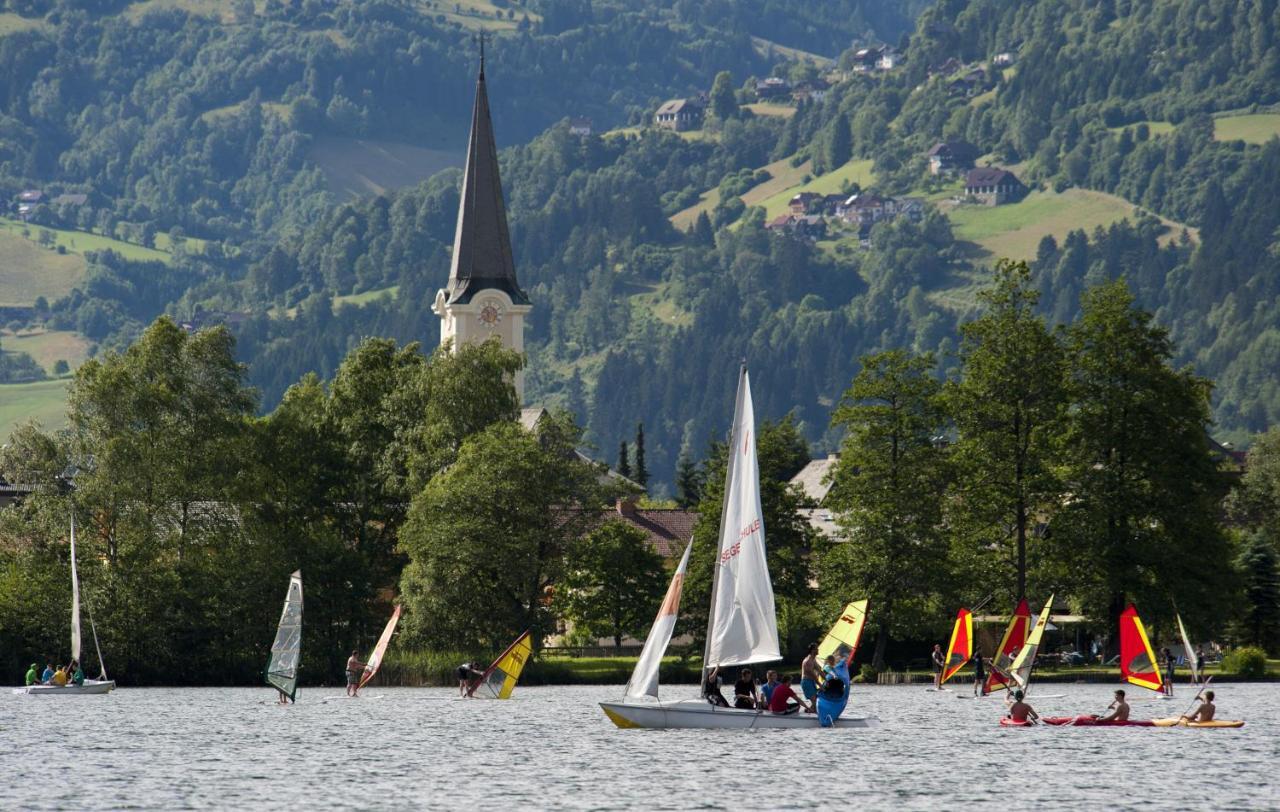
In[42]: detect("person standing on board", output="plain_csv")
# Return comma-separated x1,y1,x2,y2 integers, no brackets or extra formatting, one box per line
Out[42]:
971,650,987,697
1195,646,1207,682
1007,690,1039,724
1096,689,1131,722
767,674,813,715
1161,647,1176,695
732,668,759,710
24,662,39,687
800,644,821,711
1183,690,1216,723
931,644,945,689
345,650,368,697
456,662,482,697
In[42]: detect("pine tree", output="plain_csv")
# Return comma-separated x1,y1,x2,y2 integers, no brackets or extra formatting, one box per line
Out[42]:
675,452,704,508
1239,532,1280,653
633,423,649,487
617,440,631,479
709,70,737,121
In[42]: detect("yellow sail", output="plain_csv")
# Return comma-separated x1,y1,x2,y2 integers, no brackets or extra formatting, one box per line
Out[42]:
469,630,533,700
818,600,868,668
1007,595,1053,690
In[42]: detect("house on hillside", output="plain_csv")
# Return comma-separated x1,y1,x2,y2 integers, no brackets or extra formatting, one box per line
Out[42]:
568,117,593,136
52,193,89,207
993,51,1016,67
929,57,962,78
964,166,1026,205
836,193,892,225
791,79,830,103
876,47,901,70
17,190,43,204
766,214,826,240
755,77,791,100
896,197,925,222
654,98,704,132
926,140,979,175
789,192,823,215
851,46,882,73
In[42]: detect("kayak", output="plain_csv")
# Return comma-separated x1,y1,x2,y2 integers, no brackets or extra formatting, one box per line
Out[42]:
1151,718,1245,728
1042,715,1154,727
999,717,1034,727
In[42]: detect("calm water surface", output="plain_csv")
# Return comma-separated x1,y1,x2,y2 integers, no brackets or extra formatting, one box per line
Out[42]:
4,683,1277,810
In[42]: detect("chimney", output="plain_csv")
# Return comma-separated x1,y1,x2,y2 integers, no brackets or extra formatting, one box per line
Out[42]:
616,496,638,518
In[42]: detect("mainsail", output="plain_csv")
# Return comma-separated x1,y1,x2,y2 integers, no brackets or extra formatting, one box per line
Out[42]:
702,365,781,672
358,604,401,691
818,600,869,669
985,599,1031,694
940,608,973,684
1176,613,1199,685
1008,595,1054,690
266,570,304,701
469,630,533,699
1119,604,1163,693
69,514,82,665
625,541,693,701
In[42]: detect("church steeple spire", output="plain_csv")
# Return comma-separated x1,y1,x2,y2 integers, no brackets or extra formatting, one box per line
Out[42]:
443,49,527,306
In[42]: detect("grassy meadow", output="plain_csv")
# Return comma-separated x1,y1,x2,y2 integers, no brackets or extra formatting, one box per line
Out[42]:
1213,113,1280,144
0,378,71,440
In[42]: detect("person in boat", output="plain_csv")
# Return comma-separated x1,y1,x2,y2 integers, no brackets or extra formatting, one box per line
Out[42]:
732,667,759,710
931,644,945,689
345,650,368,697
703,665,729,707
68,660,84,687
1096,689,1131,722
759,670,780,709
456,662,483,697
1007,690,1039,724
1183,690,1215,723
1161,647,1176,695
41,661,55,685
971,650,987,697
800,644,821,711
25,662,39,687
767,674,814,715
52,665,68,687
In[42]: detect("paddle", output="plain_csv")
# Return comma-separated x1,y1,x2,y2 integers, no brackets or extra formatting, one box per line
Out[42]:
1178,675,1213,722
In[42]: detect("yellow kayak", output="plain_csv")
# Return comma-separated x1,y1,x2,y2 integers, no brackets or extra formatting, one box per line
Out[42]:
1151,718,1245,728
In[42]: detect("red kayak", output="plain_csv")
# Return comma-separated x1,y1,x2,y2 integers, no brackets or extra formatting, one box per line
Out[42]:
1042,715,1155,727
999,717,1034,727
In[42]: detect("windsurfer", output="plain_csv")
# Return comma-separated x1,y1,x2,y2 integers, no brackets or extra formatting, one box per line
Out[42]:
971,650,986,696
276,688,290,705
1096,689,1131,722
1195,647,1207,681
1161,648,1176,695
930,644,945,689
1183,690,1216,723
800,644,820,710
733,668,759,710
1008,690,1038,724
767,674,813,715
703,666,729,707
345,650,368,697
457,662,482,697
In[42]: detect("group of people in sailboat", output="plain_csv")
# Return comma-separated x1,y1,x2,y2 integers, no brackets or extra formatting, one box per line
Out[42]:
25,659,85,688
702,648,850,716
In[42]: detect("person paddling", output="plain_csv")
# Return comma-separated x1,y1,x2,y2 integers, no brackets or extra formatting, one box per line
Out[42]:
1183,690,1216,723
1008,690,1039,724
1096,689,1131,722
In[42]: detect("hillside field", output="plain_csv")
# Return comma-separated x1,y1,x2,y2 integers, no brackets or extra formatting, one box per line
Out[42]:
1213,113,1280,144
756,158,876,218
0,379,70,441
0,230,85,307
1,329,92,374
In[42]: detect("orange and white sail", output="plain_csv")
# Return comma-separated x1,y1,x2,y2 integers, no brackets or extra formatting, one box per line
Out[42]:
1120,604,1163,693
358,604,401,691
1176,613,1199,685
940,608,973,685
625,540,693,701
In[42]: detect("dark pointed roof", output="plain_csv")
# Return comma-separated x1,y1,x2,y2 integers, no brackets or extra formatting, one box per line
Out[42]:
444,60,529,306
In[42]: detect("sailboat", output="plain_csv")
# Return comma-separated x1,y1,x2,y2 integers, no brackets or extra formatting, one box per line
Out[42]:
467,630,533,699
1175,612,1200,687
1002,595,1064,699
933,607,973,689
19,515,115,695
1119,603,1165,698
600,365,878,729
984,599,1030,695
266,570,303,703
357,604,401,693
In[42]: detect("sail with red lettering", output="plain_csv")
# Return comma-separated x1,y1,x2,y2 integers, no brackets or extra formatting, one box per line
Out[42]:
1120,604,1163,693
940,608,973,684
358,604,401,691
986,599,1031,694
468,630,532,700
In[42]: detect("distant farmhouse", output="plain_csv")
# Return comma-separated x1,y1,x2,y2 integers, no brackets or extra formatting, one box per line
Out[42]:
791,78,830,103
964,166,1027,205
655,98,704,131
755,77,791,100
926,140,979,175
776,191,924,244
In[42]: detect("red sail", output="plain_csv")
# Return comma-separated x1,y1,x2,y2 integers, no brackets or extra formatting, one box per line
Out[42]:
1119,604,1163,693
986,599,1031,694
941,608,973,684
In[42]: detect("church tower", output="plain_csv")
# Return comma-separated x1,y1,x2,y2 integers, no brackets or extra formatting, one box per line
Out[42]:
433,51,532,400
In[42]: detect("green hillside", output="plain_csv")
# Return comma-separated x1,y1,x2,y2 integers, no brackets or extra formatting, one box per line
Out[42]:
1214,113,1280,144
0,379,70,439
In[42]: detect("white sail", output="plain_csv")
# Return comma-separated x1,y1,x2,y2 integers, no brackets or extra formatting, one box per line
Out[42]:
1009,595,1054,690
625,541,693,701
703,367,781,668
1176,613,1199,684
70,515,81,665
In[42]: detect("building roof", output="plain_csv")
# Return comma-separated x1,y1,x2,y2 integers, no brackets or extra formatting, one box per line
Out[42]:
610,499,697,558
443,59,528,307
790,454,839,504
926,139,979,160
656,98,702,116
966,166,1022,186
52,193,88,206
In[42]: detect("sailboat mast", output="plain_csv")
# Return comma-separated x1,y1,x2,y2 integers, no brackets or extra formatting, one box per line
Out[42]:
700,362,747,691
70,513,81,665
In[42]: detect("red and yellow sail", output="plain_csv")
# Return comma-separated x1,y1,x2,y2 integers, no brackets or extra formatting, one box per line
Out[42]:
985,599,1031,694
358,604,401,691
469,630,533,700
818,599,869,669
940,608,973,684
1119,604,1163,693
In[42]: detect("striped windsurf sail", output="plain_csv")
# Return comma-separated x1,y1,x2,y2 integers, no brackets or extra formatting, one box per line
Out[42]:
1008,595,1054,691
358,604,401,691
985,599,1031,694
469,630,532,700
940,608,973,684
1176,613,1199,685
625,540,693,701
1120,604,1163,693
266,570,303,701
818,599,869,669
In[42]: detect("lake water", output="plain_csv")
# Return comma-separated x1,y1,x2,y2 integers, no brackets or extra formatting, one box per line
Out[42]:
4,683,1277,810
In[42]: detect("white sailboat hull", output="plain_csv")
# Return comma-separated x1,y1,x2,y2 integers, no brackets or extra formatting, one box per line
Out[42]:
601,698,880,730
16,679,116,695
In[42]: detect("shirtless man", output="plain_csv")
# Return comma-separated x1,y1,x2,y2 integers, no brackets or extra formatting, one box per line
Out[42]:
345,649,368,697
800,644,821,712
1184,690,1216,723
1008,690,1039,724
1096,689,1130,722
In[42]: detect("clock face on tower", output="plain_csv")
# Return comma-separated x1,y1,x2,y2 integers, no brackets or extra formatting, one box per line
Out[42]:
478,298,504,329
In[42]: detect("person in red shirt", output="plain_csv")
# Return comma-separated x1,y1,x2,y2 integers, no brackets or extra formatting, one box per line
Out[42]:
767,674,814,715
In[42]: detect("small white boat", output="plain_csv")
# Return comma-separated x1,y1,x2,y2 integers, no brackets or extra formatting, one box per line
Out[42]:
601,698,880,729
18,679,116,696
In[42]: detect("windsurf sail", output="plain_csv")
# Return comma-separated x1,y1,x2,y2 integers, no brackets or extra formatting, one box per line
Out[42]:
358,604,401,691
1176,613,1199,685
985,599,1031,694
1008,595,1054,690
818,599,869,669
266,570,303,701
940,608,973,684
702,365,781,671
625,541,693,701
69,514,82,666
1119,604,1163,693
469,630,533,699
